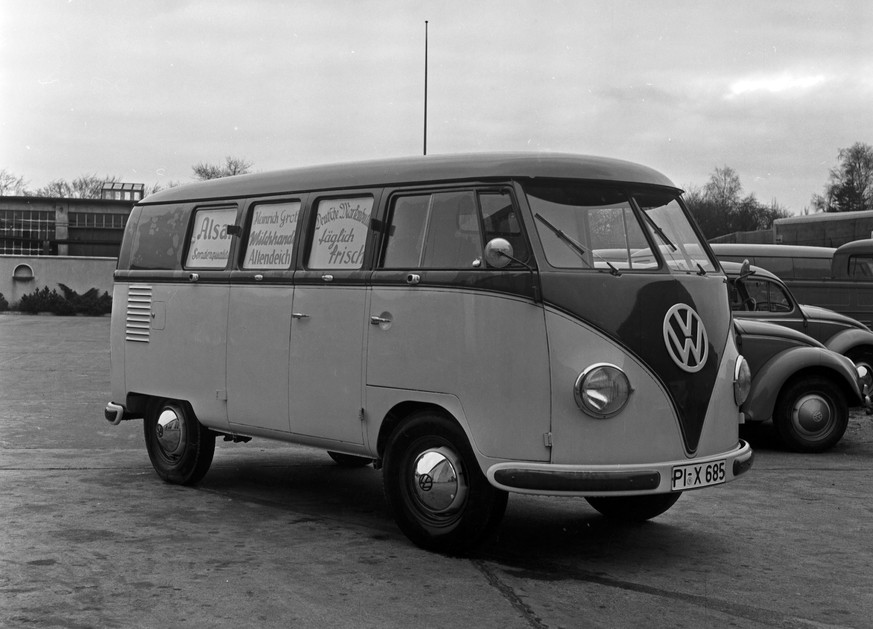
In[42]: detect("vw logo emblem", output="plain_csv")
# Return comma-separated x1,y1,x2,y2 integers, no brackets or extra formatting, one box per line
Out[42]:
663,304,709,373
418,473,434,492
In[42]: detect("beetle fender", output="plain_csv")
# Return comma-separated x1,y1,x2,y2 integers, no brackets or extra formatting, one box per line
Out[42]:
743,347,862,422
824,328,873,357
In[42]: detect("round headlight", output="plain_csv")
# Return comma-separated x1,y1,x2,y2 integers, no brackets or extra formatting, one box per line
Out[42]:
574,364,632,418
734,356,751,406
857,364,872,391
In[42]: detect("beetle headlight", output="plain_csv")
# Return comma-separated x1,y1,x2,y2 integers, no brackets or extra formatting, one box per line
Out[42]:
574,364,632,418
734,356,751,406
857,364,872,391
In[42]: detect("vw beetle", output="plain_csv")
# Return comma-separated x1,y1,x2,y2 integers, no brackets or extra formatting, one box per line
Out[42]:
724,260,873,373
733,317,870,452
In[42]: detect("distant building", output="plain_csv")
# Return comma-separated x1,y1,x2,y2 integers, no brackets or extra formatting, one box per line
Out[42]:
101,182,145,202
0,184,142,257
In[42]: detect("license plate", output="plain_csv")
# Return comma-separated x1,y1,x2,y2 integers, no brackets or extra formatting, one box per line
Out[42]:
671,460,726,490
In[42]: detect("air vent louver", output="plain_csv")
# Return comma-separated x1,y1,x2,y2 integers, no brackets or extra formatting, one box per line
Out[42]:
125,285,152,342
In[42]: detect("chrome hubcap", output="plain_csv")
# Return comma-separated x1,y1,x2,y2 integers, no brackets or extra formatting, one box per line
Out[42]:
412,447,468,515
792,394,832,435
156,408,184,456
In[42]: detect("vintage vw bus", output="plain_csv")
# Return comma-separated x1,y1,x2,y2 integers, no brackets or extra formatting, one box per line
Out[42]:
104,153,753,552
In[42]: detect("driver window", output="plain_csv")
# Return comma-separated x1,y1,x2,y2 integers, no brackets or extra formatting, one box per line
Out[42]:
381,191,486,269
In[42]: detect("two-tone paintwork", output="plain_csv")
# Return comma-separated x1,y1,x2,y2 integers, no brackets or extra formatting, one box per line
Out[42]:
108,153,752,496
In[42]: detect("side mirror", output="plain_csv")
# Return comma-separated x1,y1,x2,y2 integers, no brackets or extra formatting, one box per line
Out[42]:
739,259,756,279
484,238,514,269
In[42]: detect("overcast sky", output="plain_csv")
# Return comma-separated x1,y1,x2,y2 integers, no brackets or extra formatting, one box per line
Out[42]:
2,0,871,213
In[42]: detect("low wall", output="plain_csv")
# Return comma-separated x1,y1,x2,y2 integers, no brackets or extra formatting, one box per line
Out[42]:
0,255,117,305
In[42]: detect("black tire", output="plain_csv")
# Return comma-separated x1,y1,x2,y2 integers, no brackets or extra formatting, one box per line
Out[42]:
846,347,873,379
586,493,682,522
143,399,215,485
382,411,508,554
773,376,848,453
327,451,374,468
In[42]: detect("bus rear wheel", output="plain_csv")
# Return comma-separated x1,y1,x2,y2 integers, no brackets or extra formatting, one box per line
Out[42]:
586,493,682,521
144,399,215,485
382,411,507,554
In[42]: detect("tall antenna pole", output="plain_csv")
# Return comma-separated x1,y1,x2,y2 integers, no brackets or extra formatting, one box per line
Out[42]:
423,20,428,156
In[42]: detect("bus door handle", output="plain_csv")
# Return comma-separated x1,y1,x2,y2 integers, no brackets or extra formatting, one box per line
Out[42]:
370,313,393,327
291,312,310,319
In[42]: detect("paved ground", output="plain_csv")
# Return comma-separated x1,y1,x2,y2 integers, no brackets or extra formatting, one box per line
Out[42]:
1,315,872,628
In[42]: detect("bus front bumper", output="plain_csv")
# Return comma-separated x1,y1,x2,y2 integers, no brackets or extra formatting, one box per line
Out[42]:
486,440,753,496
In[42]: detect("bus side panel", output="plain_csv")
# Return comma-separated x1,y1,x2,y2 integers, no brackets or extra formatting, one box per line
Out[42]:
545,309,686,465
366,287,551,462
123,282,230,429
226,284,293,433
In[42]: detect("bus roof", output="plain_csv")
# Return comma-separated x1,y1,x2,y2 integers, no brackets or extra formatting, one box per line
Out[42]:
141,152,679,205
710,243,836,258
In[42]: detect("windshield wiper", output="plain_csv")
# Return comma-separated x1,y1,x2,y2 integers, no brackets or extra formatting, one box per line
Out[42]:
642,212,677,252
534,213,621,276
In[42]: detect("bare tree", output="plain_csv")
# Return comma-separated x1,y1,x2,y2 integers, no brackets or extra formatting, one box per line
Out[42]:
703,165,743,208
811,143,873,213
0,169,29,195
33,174,121,199
685,166,789,239
191,156,253,181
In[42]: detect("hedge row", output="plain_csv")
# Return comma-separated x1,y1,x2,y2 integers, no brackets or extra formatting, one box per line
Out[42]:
0,284,112,316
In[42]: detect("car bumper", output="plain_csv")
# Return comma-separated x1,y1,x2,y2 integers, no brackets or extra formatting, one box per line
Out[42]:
486,440,753,496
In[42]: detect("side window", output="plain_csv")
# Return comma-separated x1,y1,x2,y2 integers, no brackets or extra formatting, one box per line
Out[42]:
422,191,482,268
480,191,530,263
128,204,189,271
185,207,237,269
381,190,486,269
849,255,873,279
307,196,373,269
382,195,429,268
743,278,791,312
243,201,300,269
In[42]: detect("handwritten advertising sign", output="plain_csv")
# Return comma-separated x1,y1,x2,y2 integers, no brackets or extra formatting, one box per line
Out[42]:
308,196,373,269
185,207,237,269
243,201,300,269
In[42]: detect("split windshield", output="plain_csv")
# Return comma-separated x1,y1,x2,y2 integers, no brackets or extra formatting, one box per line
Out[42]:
525,181,716,273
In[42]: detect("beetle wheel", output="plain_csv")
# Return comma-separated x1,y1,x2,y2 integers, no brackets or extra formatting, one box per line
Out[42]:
773,376,848,453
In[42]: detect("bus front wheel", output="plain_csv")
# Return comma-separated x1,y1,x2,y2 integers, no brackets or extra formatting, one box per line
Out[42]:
144,399,215,485
382,411,507,554
586,493,682,521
